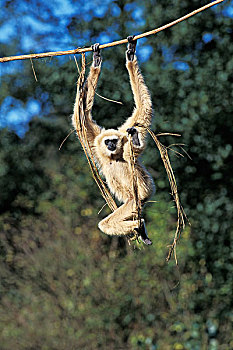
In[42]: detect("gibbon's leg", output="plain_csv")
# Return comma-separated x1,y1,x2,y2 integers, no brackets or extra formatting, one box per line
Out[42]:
99,200,152,245
72,43,102,148
98,199,140,236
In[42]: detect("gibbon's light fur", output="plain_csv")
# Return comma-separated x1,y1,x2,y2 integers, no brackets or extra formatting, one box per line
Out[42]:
72,38,154,245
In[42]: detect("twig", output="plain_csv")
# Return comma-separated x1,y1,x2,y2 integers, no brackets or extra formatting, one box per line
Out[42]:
73,55,123,105
156,133,181,137
0,0,224,63
30,58,38,81
95,91,123,105
98,203,107,215
74,53,118,212
73,55,80,75
59,129,75,150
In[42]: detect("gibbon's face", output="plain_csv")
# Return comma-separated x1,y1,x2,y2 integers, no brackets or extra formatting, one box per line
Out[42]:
102,135,121,155
104,138,118,152
95,129,125,158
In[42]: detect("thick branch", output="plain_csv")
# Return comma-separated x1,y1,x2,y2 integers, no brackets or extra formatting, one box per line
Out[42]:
0,0,224,63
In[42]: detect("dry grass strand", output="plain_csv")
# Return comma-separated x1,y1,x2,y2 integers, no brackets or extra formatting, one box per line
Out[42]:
73,53,117,213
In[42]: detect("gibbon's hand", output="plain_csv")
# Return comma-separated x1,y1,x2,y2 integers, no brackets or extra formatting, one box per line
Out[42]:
127,127,140,146
126,127,137,136
92,43,102,67
126,35,137,61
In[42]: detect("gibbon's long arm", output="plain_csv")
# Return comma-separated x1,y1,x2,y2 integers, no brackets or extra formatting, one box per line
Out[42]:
119,36,152,145
119,37,153,160
120,58,153,139
72,45,102,147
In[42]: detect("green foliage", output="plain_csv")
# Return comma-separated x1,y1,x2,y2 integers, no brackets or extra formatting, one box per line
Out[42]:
0,0,232,349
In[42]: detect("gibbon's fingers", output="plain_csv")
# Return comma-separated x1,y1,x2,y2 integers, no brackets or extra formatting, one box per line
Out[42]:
126,35,137,61
91,43,100,53
91,43,102,67
127,35,137,46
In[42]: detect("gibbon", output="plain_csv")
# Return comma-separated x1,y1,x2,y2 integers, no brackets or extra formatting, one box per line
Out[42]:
72,37,154,245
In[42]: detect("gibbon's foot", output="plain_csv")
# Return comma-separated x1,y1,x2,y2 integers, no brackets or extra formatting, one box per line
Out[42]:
127,127,140,146
92,43,102,67
135,222,153,245
126,35,137,61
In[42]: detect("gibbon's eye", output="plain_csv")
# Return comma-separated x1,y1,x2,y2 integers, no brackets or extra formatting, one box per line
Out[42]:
104,139,118,146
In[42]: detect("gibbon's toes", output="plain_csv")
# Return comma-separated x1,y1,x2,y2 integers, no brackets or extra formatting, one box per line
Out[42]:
135,221,152,245
139,236,153,245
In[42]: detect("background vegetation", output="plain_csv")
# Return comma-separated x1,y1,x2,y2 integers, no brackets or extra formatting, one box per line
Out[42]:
0,0,232,349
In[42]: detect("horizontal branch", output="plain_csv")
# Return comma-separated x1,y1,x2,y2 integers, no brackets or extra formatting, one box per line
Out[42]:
0,0,224,63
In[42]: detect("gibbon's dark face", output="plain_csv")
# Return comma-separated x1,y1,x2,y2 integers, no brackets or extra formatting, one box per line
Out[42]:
104,138,118,152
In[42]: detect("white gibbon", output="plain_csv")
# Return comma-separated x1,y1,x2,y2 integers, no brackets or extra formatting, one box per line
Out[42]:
72,37,155,245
